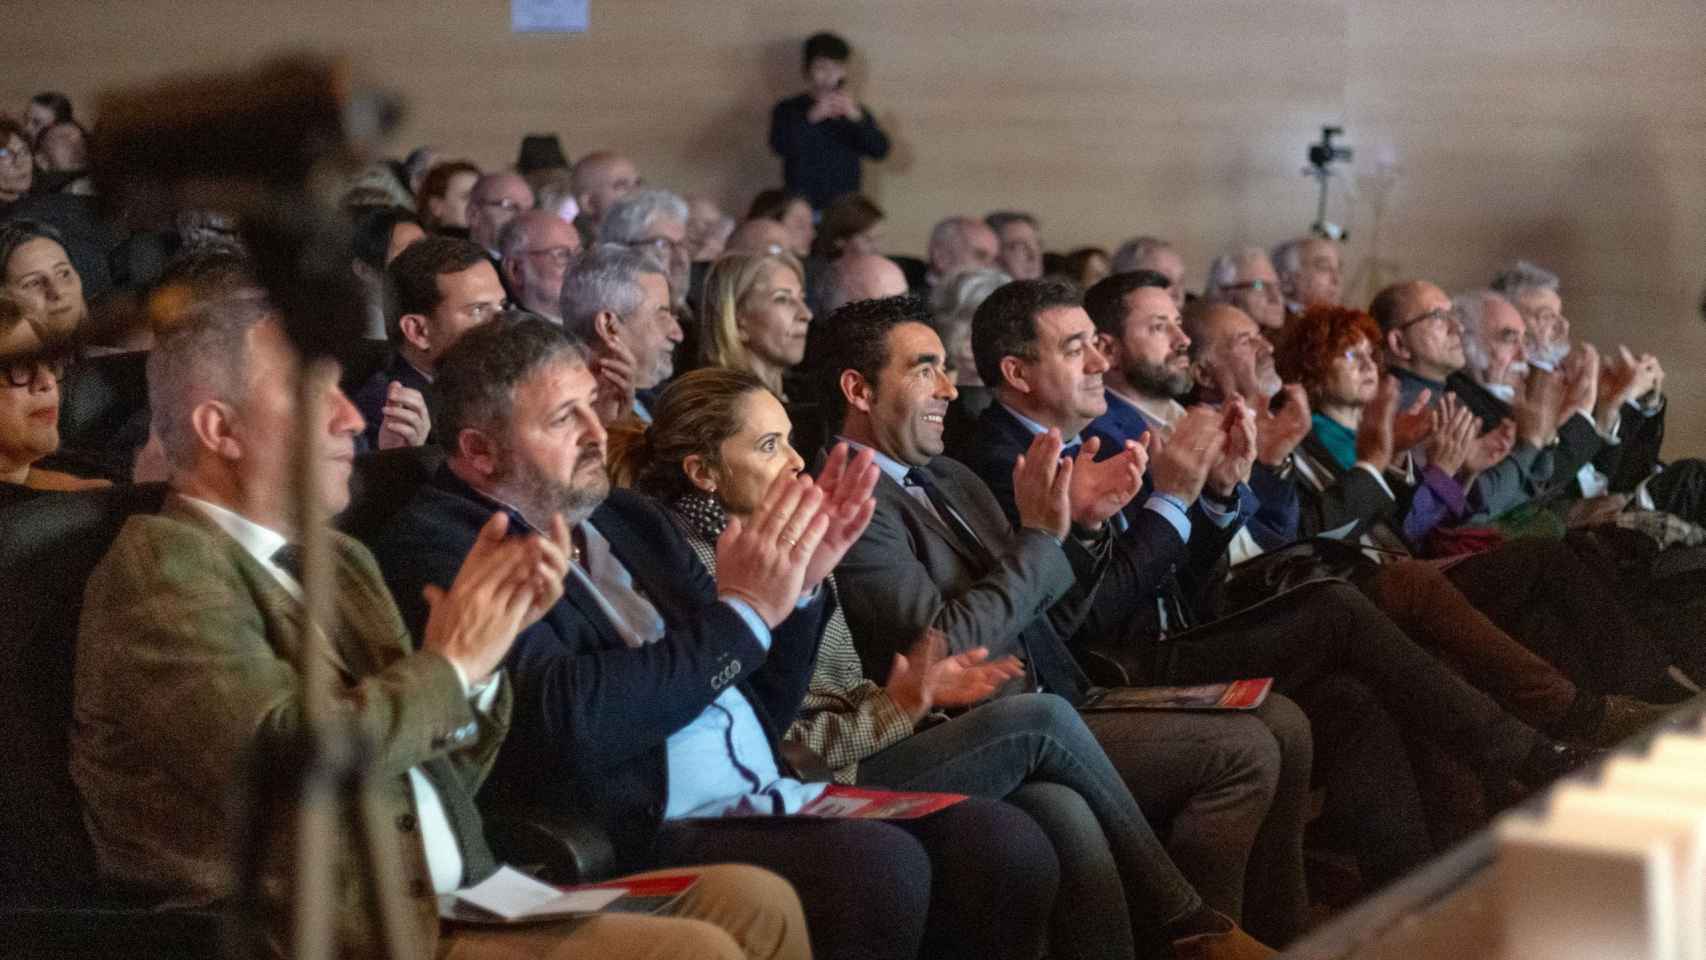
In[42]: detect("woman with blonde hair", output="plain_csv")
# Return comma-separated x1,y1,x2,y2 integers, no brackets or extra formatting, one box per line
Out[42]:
699,250,813,399
608,366,1279,960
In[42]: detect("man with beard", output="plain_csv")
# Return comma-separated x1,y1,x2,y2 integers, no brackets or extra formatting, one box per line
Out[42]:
365,311,1063,960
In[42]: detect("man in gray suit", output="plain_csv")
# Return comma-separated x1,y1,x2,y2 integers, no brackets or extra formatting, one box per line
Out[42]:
823,294,1311,950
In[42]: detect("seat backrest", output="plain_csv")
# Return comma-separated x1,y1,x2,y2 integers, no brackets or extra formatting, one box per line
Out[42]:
0,483,168,906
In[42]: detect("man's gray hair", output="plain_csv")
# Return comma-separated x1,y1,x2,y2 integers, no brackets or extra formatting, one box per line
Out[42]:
1489,260,1560,300
1270,237,1307,276
147,294,273,472
598,188,688,245
558,243,667,342
1202,247,1269,300
1110,235,1173,274
930,266,1012,326
1452,289,1512,379
495,216,531,262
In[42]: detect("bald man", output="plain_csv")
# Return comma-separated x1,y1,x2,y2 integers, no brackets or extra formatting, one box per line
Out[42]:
821,253,908,314
466,173,535,257
571,151,641,245
499,211,583,321
725,218,794,256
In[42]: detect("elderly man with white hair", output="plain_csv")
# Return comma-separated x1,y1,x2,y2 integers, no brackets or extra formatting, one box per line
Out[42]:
1111,236,1188,308
498,210,582,321
600,188,692,313
560,243,683,423
1203,248,1286,333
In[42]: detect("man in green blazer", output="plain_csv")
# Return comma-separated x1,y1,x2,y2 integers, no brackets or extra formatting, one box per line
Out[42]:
70,295,809,960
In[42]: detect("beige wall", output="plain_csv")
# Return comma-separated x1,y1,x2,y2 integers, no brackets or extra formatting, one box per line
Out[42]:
8,1,1705,452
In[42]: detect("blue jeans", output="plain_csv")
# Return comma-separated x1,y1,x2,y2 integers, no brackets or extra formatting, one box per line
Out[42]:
854,693,1213,960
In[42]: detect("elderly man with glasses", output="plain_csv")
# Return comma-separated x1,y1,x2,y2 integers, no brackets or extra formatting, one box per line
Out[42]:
499,210,582,322
1204,248,1286,333
599,188,692,314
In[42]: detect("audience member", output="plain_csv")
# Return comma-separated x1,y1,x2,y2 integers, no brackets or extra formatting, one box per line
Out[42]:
33,120,91,194
353,235,503,450
401,144,440,197
1204,248,1286,332
611,364,1280,959
685,194,735,262
957,278,1594,885
924,215,999,294
927,266,1009,449
71,297,804,960
367,312,1059,960
0,118,32,207
986,211,1044,281
820,251,907,315
466,172,535,258
497,210,581,321
768,32,891,210
24,91,73,141
726,217,794,256
1,219,86,342
0,293,101,504
811,193,884,261
416,160,482,235
747,189,816,258
821,295,1304,950
349,205,427,339
560,243,683,423
700,251,812,401
600,188,692,311
571,150,641,245
1270,236,1341,314
1111,236,1188,308
1062,246,1112,288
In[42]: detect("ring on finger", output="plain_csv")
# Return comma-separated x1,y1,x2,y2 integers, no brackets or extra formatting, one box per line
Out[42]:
780,535,799,547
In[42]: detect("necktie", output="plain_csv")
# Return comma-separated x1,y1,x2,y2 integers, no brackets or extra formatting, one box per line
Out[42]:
904,468,990,562
271,543,306,582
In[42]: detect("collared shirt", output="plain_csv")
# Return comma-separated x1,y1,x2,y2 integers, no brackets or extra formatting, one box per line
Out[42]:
995,402,1207,542
181,496,492,895
632,398,654,424
560,521,826,819
1104,388,1186,437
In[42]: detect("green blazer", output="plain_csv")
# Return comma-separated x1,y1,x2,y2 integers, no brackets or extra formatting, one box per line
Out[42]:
70,494,510,959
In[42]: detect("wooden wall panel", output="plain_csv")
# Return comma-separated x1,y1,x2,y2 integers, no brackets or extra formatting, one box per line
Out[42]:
6,0,1703,451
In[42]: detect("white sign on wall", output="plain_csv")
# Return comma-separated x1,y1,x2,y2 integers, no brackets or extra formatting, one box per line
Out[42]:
512,0,588,33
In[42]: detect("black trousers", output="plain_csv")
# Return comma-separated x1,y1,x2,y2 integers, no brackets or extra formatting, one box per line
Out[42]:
654,796,1058,960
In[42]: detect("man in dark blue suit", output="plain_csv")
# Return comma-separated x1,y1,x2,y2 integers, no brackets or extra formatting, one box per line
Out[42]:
365,310,1058,960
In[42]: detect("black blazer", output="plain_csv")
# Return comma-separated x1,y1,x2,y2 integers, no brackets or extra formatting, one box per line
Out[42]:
365,466,830,872
950,402,1230,682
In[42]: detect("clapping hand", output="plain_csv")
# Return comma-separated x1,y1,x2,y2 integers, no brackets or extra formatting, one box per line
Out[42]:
1424,394,1479,478
716,471,831,628
1148,406,1227,504
1465,418,1517,475
1391,388,1435,453
1256,384,1311,466
1012,429,1074,540
885,628,1026,720
1067,435,1147,529
1206,396,1257,496
422,511,572,685
799,443,879,592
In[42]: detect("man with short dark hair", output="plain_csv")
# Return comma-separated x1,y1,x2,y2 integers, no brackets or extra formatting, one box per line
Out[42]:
366,311,1061,960
352,235,505,450
986,211,1043,282
768,31,891,210
954,278,1595,886
498,210,581,321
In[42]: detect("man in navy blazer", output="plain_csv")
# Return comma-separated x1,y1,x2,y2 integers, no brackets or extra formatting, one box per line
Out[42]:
366,311,1060,960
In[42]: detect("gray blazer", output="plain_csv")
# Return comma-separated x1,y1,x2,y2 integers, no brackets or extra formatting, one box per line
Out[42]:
834,456,1103,697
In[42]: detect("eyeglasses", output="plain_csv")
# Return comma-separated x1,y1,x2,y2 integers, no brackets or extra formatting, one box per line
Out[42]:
522,246,579,268
1337,347,1378,368
0,146,26,164
1394,307,1458,332
628,236,684,258
4,355,67,388
1221,279,1281,298
476,198,525,214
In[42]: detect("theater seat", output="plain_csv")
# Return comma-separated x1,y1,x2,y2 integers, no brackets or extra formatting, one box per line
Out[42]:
0,483,219,959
